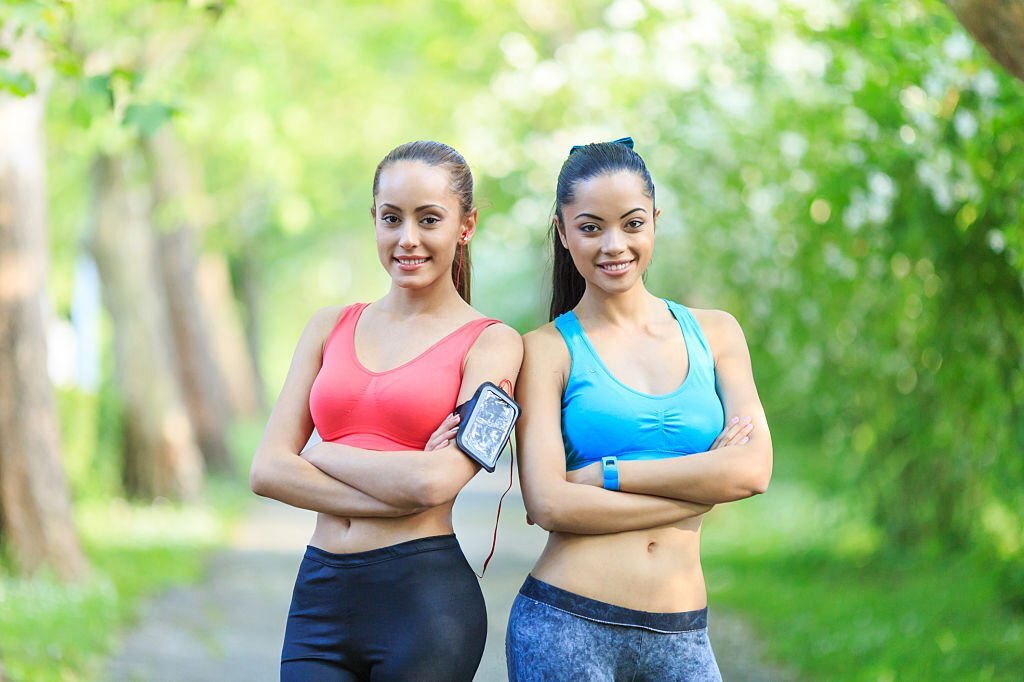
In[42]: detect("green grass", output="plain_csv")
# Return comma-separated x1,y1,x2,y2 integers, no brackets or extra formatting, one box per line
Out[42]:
0,475,252,682
703,470,1024,681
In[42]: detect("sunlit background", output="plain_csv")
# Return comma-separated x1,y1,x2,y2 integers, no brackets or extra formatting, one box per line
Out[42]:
1,0,1022,680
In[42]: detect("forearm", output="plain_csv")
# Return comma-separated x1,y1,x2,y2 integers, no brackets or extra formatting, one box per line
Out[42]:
307,442,478,508
528,481,711,534
250,449,425,517
618,444,772,504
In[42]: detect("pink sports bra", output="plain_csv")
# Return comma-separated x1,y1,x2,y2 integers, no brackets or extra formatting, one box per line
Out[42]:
309,303,500,450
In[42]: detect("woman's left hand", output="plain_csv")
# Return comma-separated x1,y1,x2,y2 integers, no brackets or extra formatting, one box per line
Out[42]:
566,462,603,487
424,413,461,451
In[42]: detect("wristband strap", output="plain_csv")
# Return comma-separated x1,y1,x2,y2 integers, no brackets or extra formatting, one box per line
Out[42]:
601,456,620,491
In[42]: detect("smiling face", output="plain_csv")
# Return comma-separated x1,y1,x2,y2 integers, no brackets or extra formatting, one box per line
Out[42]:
372,160,476,290
557,170,658,295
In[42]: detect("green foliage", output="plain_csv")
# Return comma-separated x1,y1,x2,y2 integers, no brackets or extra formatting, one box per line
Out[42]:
0,65,34,94
704,447,1024,681
121,100,177,136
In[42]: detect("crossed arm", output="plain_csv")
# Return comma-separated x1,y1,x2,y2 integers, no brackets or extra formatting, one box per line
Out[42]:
251,309,523,515
249,306,423,517
565,310,773,505
298,322,524,508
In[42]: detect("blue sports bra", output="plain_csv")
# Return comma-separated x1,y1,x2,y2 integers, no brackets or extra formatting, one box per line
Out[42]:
554,300,725,471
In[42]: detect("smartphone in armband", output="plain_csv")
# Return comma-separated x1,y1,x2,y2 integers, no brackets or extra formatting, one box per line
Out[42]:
453,381,520,472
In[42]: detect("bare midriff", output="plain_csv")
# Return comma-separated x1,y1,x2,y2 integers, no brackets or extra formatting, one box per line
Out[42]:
308,504,457,554
530,515,706,612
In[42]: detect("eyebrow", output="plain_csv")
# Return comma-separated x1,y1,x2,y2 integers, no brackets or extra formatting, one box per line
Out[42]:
379,202,448,213
574,208,648,221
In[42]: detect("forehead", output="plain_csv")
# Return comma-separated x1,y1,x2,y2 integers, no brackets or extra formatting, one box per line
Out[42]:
566,171,652,215
375,161,453,205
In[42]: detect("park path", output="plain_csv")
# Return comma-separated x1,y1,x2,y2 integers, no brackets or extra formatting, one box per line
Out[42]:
105,473,795,681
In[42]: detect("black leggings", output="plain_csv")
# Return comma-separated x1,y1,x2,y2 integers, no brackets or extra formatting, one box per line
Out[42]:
280,535,487,682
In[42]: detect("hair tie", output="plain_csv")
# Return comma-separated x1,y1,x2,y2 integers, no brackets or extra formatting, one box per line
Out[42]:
569,136,634,155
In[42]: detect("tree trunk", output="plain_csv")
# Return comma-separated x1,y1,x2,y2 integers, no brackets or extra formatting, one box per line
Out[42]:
144,128,235,472
87,152,203,502
946,0,1024,82
236,189,271,411
196,253,264,417
0,31,88,580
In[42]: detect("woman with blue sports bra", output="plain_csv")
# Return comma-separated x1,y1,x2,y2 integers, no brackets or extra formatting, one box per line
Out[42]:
507,139,773,681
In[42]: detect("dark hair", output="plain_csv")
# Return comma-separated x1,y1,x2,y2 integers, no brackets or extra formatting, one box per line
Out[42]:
549,142,656,320
372,141,474,302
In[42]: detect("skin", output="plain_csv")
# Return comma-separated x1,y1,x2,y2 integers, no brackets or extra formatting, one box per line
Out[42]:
516,170,772,612
250,159,523,553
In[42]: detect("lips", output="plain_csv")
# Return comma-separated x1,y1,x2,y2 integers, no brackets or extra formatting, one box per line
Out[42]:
394,256,430,271
597,260,634,275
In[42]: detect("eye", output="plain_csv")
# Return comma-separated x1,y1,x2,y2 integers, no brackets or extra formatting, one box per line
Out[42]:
420,215,441,226
381,213,400,225
626,218,645,229
579,223,600,233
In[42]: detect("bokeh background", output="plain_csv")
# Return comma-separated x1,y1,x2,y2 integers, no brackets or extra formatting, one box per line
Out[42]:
1,0,1022,680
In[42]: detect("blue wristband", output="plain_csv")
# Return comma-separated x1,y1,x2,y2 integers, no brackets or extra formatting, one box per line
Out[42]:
601,456,619,491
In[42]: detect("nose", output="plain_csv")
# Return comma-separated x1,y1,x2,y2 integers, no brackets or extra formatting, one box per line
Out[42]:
398,221,420,249
601,226,626,255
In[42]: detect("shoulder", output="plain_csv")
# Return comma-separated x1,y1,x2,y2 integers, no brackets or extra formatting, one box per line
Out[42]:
688,307,748,359
472,322,524,361
300,304,350,352
305,304,349,336
522,322,570,371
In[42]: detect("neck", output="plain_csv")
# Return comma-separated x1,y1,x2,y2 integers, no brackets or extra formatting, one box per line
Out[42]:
576,279,661,325
379,273,463,317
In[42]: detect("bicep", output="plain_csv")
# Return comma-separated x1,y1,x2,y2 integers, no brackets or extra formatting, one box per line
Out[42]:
713,315,771,447
457,323,524,403
255,311,333,462
515,334,572,508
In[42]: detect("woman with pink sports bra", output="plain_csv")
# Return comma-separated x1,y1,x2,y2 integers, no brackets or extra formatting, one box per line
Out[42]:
249,141,523,682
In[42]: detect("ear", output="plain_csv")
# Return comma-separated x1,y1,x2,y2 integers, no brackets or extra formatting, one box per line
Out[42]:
654,207,662,221
370,204,377,219
554,216,569,249
460,208,479,243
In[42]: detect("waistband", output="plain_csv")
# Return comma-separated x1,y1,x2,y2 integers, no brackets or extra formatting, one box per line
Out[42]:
304,534,459,568
519,575,708,633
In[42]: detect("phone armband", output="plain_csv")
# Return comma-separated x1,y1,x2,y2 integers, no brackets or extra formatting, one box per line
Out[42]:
454,382,520,472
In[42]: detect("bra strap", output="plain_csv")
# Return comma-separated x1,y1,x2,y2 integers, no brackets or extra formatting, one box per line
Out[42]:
553,311,595,369
665,300,715,378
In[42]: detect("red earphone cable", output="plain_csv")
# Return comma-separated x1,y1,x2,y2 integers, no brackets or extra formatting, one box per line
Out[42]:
476,378,516,578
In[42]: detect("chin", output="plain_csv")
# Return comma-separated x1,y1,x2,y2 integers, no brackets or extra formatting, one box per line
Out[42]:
588,273,643,294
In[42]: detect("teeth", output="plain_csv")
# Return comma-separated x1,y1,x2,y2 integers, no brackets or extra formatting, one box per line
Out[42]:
600,262,631,271
397,258,428,265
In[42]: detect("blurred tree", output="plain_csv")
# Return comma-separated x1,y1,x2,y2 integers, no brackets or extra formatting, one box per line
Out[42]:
88,151,204,501
146,126,235,472
0,26,87,579
947,0,1024,81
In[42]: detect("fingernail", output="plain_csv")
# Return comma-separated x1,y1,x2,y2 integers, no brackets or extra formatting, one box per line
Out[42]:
744,416,752,423
740,437,749,444
731,416,739,424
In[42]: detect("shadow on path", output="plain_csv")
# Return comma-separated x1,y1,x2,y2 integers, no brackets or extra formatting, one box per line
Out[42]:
105,473,796,681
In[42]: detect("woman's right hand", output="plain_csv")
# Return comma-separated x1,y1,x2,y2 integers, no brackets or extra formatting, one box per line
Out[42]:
425,413,461,451
710,416,753,450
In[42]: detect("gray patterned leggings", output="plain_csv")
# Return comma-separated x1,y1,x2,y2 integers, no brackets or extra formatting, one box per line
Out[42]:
506,576,722,682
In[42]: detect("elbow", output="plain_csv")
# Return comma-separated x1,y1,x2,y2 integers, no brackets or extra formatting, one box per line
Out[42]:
407,471,455,509
249,456,275,498
249,464,269,497
743,455,773,497
524,497,565,532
